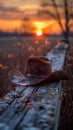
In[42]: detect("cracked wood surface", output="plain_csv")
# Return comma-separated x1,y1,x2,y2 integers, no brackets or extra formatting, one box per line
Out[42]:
0,43,68,130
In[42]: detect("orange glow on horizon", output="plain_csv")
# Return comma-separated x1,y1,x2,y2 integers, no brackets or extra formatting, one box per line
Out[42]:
0,19,70,34
0,20,20,31
34,21,47,29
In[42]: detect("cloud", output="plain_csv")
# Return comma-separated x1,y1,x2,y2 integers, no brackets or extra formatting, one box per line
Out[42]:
0,1,60,21
0,1,4,6
6,0,19,1
0,2,40,21
0,5,22,13
19,5,40,11
19,5,39,17
0,4,24,20
0,0,19,2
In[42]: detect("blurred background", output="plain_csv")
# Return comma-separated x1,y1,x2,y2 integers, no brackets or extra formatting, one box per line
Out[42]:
0,0,73,97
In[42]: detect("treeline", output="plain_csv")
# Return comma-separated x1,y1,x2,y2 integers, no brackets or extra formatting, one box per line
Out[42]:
0,31,33,37
0,30,73,37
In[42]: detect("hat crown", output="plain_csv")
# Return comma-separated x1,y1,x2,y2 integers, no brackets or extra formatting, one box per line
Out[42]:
25,56,52,77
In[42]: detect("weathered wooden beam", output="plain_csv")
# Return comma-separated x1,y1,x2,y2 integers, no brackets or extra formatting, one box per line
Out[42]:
0,43,68,130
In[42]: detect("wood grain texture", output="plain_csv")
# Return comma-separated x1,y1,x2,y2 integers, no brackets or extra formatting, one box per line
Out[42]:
0,44,68,130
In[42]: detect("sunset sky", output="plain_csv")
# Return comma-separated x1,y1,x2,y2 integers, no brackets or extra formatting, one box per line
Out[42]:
0,0,71,34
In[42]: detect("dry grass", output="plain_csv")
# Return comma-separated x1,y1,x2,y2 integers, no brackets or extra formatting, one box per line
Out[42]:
0,36,73,129
0,36,57,97
0,36,73,100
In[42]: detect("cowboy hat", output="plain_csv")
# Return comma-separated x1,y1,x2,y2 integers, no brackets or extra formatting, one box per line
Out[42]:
8,56,69,86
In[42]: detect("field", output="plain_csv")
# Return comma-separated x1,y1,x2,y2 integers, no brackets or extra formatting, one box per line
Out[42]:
0,36,57,97
0,36,73,97
0,36,73,129
0,36,60,73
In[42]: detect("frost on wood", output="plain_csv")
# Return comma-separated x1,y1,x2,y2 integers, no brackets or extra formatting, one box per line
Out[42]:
0,43,68,130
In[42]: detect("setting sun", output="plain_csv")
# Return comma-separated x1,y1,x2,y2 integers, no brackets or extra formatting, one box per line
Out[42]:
33,21,46,36
36,30,43,36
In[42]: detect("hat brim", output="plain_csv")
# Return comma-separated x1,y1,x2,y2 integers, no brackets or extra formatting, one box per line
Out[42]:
9,70,69,87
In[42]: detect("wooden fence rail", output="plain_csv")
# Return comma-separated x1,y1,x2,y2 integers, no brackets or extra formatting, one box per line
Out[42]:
0,42,68,130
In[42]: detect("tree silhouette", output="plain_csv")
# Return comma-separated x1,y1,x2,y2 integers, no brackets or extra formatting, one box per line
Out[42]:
38,0,73,47
21,17,35,34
